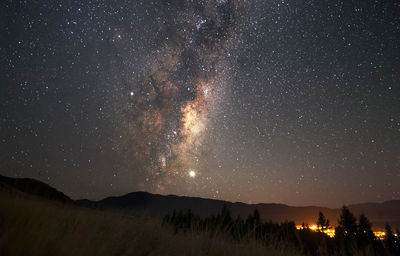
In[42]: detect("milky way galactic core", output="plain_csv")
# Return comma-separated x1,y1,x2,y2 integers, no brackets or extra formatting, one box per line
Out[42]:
119,0,247,192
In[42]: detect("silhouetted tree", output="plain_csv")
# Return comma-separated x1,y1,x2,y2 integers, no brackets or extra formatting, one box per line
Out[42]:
317,211,330,231
356,213,374,247
335,206,357,256
245,209,261,231
163,205,389,256
384,224,399,255
231,216,244,240
336,206,357,237
217,204,232,231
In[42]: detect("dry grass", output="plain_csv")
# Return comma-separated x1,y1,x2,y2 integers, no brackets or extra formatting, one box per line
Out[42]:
0,190,301,256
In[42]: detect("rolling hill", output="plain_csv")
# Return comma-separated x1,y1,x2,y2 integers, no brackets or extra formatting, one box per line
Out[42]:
1,174,399,229
94,191,399,230
0,174,71,202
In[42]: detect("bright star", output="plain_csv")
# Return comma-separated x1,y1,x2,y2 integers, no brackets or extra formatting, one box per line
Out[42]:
189,170,196,178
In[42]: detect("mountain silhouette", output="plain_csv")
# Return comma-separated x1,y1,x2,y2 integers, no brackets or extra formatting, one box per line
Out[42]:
1,174,398,229
95,191,400,229
0,174,71,202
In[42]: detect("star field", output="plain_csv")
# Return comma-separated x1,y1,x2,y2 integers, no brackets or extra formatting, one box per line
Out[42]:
1,0,399,207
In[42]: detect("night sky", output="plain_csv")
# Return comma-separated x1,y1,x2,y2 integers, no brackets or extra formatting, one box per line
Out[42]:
1,0,399,207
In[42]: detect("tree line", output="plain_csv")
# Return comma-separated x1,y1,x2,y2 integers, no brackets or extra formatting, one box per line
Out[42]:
163,205,400,255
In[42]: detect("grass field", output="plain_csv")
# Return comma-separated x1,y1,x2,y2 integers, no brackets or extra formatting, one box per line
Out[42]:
0,189,301,256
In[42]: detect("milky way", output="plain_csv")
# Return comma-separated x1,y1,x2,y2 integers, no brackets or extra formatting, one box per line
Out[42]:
118,0,245,192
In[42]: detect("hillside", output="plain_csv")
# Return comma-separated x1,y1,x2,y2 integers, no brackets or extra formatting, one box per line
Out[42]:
95,191,399,230
0,174,71,202
1,174,399,229
96,191,337,226
0,185,293,256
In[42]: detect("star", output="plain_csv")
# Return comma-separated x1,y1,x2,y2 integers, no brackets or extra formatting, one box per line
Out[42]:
189,170,196,178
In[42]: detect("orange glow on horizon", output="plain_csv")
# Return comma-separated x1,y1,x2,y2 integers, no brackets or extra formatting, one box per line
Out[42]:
296,224,336,238
296,224,388,239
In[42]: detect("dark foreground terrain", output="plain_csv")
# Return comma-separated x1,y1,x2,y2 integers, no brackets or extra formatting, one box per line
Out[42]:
0,186,299,256
1,174,399,230
0,175,399,256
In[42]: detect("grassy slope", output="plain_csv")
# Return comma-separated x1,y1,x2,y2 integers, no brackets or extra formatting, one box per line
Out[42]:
0,189,300,256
